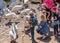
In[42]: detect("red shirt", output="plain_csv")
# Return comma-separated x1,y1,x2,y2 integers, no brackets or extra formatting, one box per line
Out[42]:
44,0,54,9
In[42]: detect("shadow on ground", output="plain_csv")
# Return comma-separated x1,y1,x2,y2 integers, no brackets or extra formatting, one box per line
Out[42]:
24,29,31,37
55,35,60,43
10,40,17,43
37,31,54,42
37,36,51,42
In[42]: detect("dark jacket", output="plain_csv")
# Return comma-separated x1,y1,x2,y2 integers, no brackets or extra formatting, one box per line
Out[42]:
30,16,38,27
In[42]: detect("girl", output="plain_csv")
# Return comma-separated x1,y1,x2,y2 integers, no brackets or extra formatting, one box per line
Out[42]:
38,14,50,40
51,7,59,37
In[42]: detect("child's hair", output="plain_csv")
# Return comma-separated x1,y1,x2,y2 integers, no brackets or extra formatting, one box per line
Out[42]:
41,14,47,21
26,15,30,21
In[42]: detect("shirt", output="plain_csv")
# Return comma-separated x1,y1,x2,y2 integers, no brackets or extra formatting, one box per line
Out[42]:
30,16,38,27
44,0,54,9
52,12,58,20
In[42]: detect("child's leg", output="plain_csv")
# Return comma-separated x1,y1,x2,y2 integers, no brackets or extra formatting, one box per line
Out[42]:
54,25,58,36
59,20,60,29
42,34,47,39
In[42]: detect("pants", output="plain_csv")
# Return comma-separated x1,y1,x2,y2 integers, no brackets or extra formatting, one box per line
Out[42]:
54,25,58,35
30,26,34,43
59,20,60,28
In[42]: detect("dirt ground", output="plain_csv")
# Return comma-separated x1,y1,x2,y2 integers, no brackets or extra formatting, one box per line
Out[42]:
0,2,60,43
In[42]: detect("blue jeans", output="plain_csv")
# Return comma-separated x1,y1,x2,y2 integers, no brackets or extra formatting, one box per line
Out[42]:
30,26,34,43
54,25,58,35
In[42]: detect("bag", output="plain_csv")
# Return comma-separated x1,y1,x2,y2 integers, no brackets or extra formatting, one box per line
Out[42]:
36,22,46,34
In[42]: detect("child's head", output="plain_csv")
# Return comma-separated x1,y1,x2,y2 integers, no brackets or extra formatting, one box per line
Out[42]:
26,15,30,21
29,13,34,17
29,11,35,17
40,14,47,21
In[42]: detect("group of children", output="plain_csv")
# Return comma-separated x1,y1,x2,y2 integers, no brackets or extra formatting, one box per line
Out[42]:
25,0,60,43
9,0,60,43
41,0,60,37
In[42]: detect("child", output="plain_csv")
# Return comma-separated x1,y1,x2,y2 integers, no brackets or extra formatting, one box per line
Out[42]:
29,13,38,43
25,15,31,28
37,14,50,40
51,6,59,37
